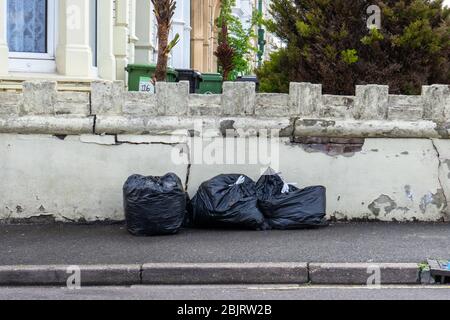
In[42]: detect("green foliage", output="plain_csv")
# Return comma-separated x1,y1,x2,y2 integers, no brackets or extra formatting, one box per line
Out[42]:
361,28,385,45
341,49,359,64
166,33,180,54
296,21,313,37
418,262,430,271
216,0,259,80
258,49,291,93
257,0,450,94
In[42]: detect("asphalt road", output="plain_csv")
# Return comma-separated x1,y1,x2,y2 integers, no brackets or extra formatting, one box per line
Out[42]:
1,222,449,265
0,285,449,300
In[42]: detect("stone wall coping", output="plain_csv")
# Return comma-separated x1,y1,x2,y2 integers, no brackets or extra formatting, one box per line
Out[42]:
0,80,449,137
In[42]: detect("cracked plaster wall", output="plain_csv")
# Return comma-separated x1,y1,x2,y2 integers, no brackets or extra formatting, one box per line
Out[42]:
0,80,449,222
0,134,187,222
0,134,447,222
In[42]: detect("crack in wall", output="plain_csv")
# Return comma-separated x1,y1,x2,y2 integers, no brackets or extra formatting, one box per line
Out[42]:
184,143,192,191
115,139,184,146
430,139,449,219
114,136,192,192
286,117,297,139
91,115,97,134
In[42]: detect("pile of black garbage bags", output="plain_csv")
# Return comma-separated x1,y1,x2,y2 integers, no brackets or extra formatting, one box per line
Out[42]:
123,169,328,236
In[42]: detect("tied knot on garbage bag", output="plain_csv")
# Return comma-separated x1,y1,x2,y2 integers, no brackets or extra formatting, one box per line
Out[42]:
256,168,328,230
123,173,187,236
229,175,246,187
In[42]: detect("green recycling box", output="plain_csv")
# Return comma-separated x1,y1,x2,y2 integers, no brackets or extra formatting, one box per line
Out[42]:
197,73,223,94
125,64,178,92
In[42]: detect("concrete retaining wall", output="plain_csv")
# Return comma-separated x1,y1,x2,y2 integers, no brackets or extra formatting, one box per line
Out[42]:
0,80,449,222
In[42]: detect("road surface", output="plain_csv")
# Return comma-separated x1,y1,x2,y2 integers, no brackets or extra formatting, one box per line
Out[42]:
1,285,449,300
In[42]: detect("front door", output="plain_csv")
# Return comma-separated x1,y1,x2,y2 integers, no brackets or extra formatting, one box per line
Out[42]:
7,0,56,73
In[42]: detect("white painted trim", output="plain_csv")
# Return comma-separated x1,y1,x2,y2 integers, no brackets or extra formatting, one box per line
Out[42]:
2,0,6,40
97,0,116,80
8,58,56,73
0,0,9,75
90,66,99,78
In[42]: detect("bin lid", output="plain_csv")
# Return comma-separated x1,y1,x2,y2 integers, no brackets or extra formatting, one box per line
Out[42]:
175,69,202,77
201,73,223,81
126,63,156,71
236,75,258,82
126,64,178,75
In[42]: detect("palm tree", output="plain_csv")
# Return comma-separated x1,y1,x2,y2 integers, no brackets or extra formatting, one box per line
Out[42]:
152,0,180,82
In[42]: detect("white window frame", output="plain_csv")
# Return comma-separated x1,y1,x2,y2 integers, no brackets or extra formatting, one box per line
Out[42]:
5,0,57,73
90,0,98,77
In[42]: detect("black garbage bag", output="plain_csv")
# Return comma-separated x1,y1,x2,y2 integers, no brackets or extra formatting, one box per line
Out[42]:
256,169,328,229
123,173,186,236
190,174,267,230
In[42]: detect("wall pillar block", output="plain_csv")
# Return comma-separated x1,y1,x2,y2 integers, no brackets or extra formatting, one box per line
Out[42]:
91,81,125,115
422,85,450,122
21,81,57,115
355,85,389,120
156,81,189,116
289,82,323,116
222,82,256,116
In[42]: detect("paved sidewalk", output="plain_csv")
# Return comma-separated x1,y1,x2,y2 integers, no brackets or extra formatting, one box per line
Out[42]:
1,222,449,265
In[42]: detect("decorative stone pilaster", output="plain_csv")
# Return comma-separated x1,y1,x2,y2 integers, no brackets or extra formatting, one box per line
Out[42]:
55,0,93,77
97,0,116,80
128,0,138,65
114,0,130,82
135,0,155,64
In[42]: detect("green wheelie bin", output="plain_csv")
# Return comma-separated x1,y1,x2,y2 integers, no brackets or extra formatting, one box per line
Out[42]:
125,64,178,91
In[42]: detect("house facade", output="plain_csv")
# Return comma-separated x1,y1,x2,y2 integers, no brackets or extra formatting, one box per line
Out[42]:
0,0,277,84
190,0,279,74
190,0,221,73
0,0,191,83
190,0,256,74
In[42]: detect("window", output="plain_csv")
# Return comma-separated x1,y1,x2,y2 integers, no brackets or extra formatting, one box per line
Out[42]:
89,0,97,68
6,0,56,73
7,0,47,53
